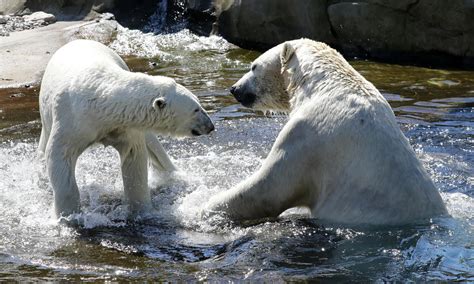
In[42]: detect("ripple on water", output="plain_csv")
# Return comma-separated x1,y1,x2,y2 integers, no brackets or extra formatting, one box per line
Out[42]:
0,116,473,281
0,20,473,281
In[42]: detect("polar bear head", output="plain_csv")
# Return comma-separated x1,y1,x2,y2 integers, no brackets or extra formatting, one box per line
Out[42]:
230,39,331,112
229,41,299,111
149,76,214,137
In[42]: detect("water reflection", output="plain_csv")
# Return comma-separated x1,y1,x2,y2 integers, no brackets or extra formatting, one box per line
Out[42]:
0,29,472,281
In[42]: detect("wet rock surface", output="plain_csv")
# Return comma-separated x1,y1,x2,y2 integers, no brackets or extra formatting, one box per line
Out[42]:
327,1,474,67
67,13,118,45
218,0,335,50
187,0,474,68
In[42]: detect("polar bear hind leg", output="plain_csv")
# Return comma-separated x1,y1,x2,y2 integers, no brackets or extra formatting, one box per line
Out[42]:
46,130,82,217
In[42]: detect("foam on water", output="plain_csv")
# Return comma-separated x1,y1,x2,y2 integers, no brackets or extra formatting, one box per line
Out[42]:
0,20,473,281
0,141,76,267
0,115,473,280
109,26,237,59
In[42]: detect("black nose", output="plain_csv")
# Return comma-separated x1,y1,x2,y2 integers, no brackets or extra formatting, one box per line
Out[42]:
208,124,215,134
229,86,236,95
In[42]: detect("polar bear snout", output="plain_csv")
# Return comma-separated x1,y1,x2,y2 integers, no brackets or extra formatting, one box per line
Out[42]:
191,123,214,136
230,84,257,108
191,113,215,136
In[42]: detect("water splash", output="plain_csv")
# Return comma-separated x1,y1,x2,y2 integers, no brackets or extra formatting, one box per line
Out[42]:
0,115,473,280
109,26,237,58
0,15,473,281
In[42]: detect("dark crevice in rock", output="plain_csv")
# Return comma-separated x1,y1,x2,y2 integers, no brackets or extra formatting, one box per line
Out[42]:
406,0,420,15
109,0,157,30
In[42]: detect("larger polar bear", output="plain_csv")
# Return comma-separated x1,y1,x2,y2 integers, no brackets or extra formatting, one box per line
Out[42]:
39,39,214,218
205,39,447,225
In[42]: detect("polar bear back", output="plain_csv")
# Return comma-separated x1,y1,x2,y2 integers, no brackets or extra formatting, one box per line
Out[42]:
293,90,444,224
40,40,133,104
50,39,129,74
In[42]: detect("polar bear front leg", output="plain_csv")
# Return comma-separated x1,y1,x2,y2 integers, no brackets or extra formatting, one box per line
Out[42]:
145,132,177,172
205,120,312,221
46,136,81,217
115,133,153,215
207,155,307,220
38,127,50,158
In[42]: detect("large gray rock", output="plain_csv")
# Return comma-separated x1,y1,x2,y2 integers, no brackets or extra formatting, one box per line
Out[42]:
0,0,27,15
185,0,474,67
67,15,118,45
328,0,474,64
216,0,335,49
328,2,407,55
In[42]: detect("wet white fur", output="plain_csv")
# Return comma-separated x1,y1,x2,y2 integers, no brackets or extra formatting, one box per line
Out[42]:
206,39,447,225
39,40,213,218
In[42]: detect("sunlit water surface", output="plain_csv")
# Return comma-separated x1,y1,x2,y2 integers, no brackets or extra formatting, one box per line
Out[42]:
0,25,473,281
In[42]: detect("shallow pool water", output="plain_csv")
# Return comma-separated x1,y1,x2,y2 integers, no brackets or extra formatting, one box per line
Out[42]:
0,25,473,281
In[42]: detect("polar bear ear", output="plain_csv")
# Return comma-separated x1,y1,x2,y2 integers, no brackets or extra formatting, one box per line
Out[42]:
153,97,166,110
280,42,295,67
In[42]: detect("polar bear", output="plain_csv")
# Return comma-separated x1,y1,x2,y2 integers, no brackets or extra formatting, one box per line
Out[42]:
205,39,447,225
38,39,214,218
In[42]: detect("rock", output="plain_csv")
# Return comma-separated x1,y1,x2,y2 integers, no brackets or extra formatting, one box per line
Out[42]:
0,0,26,15
370,0,419,11
23,11,56,23
67,18,118,45
328,0,474,65
0,0,116,20
216,0,335,50
0,16,7,24
100,12,115,21
328,2,407,55
186,0,215,35
185,0,474,67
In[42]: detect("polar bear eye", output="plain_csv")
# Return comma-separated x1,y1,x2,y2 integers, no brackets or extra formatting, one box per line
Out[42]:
194,108,200,113
251,64,257,71
153,98,166,110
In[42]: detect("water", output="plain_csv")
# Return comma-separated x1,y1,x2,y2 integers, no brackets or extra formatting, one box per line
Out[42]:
0,25,473,281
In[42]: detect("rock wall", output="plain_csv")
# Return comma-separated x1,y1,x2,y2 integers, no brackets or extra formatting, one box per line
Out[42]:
0,0,115,19
328,0,474,66
188,0,474,67
0,0,176,30
0,0,160,25
217,0,335,50
2,0,474,67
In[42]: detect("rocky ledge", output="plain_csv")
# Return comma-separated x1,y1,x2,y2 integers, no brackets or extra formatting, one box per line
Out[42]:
188,0,474,68
2,0,474,68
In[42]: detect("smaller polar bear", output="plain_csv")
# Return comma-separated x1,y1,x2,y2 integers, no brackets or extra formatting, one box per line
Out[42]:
39,40,214,218
205,39,447,225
